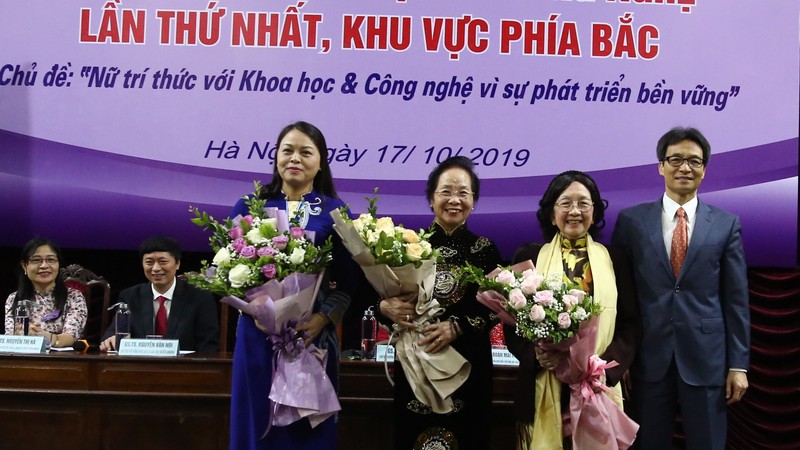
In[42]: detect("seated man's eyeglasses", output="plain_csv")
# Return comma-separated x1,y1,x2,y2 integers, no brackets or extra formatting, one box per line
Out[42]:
663,155,704,168
555,200,594,212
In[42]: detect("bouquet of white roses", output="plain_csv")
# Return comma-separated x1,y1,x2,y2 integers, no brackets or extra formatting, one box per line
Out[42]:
330,192,471,414
461,260,600,343
188,182,338,434
329,192,439,298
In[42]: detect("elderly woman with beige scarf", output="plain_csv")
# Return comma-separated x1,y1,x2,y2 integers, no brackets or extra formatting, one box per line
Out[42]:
505,170,642,449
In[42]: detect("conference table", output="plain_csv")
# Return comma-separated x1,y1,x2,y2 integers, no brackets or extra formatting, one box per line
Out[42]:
0,351,517,449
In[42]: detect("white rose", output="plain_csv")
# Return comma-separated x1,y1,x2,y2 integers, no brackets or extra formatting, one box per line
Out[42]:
260,218,278,235
228,264,251,288
406,243,424,261
289,247,306,265
246,228,267,245
400,228,420,243
212,247,231,265
366,230,379,245
375,217,395,235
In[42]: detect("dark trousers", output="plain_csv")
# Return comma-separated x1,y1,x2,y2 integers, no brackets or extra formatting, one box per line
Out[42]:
633,358,727,450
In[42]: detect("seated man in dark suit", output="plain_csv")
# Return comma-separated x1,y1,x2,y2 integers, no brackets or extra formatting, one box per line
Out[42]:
100,236,219,353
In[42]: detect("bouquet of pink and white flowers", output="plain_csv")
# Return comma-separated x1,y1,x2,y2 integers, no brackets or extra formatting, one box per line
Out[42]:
463,260,638,450
187,183,332,299
330,193,471,414
461,260,601,343
188,182,339,434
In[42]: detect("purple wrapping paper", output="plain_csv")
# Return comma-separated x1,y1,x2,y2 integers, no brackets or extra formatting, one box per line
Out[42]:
221,271,340,435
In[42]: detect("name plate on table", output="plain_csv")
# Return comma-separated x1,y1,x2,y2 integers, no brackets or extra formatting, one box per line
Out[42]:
118,339,180,357
492,346,520,366
0,335,46,354
375,344,395,362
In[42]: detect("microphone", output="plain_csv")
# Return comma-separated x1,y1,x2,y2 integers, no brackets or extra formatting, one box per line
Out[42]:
72,340,98,353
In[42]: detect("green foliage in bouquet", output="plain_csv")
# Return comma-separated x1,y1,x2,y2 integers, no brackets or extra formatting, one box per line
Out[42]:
462,262,602,343
186,181,332,298
337,190,439,268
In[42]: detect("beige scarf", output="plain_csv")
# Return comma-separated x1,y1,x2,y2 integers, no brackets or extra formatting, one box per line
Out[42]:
526,233,620,450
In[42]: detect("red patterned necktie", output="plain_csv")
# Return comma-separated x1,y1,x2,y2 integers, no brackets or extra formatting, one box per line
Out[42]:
155,296,168,336
670,207,688,278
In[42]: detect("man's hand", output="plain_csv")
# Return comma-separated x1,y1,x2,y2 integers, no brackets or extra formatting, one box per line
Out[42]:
99,335,116,352
726,370,748,405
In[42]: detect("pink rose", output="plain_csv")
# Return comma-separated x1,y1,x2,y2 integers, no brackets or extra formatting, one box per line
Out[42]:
272,235,289,250
494,270,516,285
231,237,246,253
261,264,277,279
557,312,571,329
528,305,546,322
568,289,586,302
520,276,539,295
562,294,578,309
240,245,257,259
290,226,305,239
243,215,254,226
228,226,244,239
534,290,555,307
256,246,275,257
507,288,527,310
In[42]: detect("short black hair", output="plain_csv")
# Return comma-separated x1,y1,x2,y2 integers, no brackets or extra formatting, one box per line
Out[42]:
425,156,481,206
656,127,711,164
139,235,182,262
537,170,607,241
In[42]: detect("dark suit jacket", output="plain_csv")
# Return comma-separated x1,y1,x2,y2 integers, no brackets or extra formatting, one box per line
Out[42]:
504,242,641,421
103,280,219,353
612,199,749,386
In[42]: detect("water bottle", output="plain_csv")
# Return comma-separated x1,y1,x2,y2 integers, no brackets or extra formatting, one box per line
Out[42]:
112,302,131,349
360,306,377,360
13,300,32,336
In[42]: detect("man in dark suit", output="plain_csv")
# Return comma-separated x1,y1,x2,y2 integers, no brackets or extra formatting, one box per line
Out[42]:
100,236,219,353
612,127,749,449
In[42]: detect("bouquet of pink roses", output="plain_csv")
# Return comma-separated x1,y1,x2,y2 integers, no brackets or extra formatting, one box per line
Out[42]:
462,260,637,450
461,260,601,343
330,193,470,414
188,182,339,434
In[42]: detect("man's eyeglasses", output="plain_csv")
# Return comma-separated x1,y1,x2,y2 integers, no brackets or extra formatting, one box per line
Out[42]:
435,190,473,200
555,200,594,213
27,257,58,266
662,155,704,169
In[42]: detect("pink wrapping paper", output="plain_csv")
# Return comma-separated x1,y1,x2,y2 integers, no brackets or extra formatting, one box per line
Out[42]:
477,259,537,326
545,317,639,450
